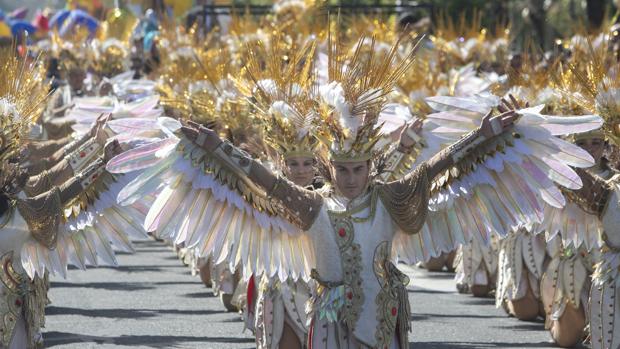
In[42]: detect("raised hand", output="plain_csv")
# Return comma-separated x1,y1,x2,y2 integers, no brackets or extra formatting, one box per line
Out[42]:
399,117,424,148
480,109,519,139
90,114,112,146
180,120,222,151
498,94,529,113
103,139,123,162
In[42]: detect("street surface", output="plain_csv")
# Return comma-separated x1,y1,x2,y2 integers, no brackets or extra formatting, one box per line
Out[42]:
44,240,568,348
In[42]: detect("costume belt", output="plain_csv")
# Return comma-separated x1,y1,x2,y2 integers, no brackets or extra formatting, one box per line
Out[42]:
307,269,345,324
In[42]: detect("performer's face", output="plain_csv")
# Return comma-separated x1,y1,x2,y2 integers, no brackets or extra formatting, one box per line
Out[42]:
284,156,315,187
331,161,370,200
576,137,605,164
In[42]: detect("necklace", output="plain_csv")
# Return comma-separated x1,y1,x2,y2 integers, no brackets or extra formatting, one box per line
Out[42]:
329,188,378,223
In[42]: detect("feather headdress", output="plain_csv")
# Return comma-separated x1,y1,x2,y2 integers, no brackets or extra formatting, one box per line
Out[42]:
315,30,422,162
0,46,49,189
0,47,49,161
236,35,320,160
556,35,620,144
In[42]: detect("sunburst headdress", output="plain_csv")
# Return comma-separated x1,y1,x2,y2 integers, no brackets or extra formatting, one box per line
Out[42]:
88,6,139,78
315,30,421,162
556,35,620,144
0,46,49,187
49,29,89,73
236,34,320,160
431,11,510,69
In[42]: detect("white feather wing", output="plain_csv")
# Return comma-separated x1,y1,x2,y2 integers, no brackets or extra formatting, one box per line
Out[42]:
394,95,601,264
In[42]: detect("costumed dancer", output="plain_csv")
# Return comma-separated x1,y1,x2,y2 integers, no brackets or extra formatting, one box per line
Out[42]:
1,44,176,347
535,35,620,347
107,29,603,347
0,48,124,348
495,98,547,320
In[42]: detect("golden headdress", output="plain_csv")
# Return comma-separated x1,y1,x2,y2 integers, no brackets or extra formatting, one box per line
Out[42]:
0,47,49,187
315,31,420,162
49,30,89,73
89,38,130,78
236,34,320,160
87,6,138,78
431,11,510,69
556,35,620,144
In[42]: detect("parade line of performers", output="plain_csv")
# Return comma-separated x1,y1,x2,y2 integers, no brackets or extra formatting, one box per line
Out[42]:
2,1,620,348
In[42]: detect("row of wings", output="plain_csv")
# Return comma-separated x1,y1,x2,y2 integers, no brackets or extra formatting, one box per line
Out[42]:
18,78,606,283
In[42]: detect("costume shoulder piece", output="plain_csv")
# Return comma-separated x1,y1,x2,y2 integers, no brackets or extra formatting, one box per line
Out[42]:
377,163,430,235
16,188,62,249
269,176,323,231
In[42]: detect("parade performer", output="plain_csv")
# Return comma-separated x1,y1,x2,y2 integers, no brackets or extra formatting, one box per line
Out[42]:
107,29,603,347
454,234,499,296
535,36,620,347
0,45,177,347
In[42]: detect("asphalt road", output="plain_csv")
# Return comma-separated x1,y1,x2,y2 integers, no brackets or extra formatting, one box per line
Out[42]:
43,240,564,349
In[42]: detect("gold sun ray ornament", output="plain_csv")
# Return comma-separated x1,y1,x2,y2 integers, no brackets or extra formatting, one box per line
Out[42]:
555,35,620,145
431,10,510,70
315,25,423,162
233,33,321,161
0,46,50,193
0,46,50,165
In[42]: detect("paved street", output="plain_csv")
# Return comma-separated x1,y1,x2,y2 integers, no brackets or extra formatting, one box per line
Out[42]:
44,240,564,349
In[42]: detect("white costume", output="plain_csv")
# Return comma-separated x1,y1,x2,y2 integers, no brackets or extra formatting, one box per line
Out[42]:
108,36,603,348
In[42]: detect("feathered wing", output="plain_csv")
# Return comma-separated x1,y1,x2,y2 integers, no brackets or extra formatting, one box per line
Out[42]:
393,94,602,264
108,135,315,282
65,95,163,135
19,170,150,279
18,116,178,279
532,202,602,251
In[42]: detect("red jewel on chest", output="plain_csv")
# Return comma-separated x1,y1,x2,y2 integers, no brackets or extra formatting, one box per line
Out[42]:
15,299,22,306
347,291,353,300
79,152,86,158
338,228,346,237
391,307,397,316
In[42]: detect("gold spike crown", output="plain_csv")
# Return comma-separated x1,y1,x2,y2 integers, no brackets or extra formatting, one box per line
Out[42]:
236,35,320,160
48,28,90,73
263,90,320,159
431,11,509,67
316,33,420,162
92,6,138,78
560,35,620,145
0,47,49,192
0,47,49,165
90,38,130,77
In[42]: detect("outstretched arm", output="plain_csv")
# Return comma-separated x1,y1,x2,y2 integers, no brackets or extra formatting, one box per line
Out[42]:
27,114,111,176
181,122,322,230
24,116,112,196
181,122,277,191
380,97,519,235
16,140,122,248
57,140,123,205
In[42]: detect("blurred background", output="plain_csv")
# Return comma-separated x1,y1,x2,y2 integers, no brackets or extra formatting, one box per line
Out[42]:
0,0,619,50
